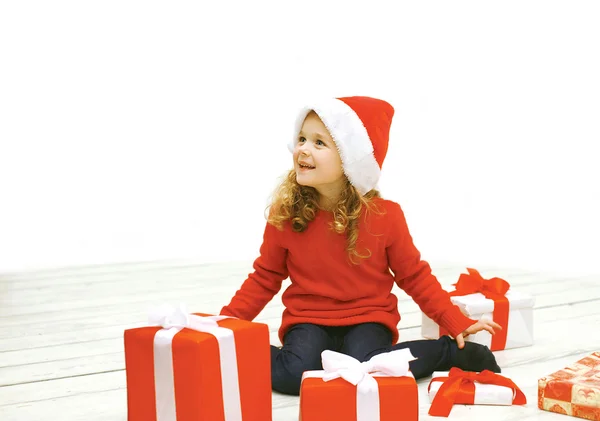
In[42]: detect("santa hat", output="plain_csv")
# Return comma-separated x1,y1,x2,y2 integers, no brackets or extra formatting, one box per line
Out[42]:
289,96,395,195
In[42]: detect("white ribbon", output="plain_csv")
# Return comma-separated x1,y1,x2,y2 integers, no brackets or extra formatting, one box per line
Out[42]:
149,303,243,421
301,348,417,421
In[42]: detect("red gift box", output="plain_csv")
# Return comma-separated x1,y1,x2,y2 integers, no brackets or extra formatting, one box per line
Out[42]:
538,352,600,420
124,305,271,421
299,349,418,421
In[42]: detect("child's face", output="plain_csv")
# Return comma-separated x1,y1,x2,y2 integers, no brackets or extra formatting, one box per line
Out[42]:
293,111,345,198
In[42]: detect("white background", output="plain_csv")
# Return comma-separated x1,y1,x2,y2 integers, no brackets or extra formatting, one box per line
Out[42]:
1,1,599,274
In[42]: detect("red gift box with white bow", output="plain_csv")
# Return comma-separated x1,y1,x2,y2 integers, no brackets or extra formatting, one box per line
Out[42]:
299,348,419,421
124,304,272,421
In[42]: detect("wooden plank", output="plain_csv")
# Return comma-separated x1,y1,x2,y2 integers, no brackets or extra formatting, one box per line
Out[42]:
0,370,125,407
0,353,125,387
0,388,127,421
0,260,252,284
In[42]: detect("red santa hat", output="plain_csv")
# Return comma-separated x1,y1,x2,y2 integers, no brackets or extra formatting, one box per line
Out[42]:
289,96,395,195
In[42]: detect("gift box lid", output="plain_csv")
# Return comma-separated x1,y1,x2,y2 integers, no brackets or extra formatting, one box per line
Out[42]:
542,352,600,383
450,288,535,315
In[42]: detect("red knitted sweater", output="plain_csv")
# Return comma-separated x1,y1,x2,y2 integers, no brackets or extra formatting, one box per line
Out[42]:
220,198,475,344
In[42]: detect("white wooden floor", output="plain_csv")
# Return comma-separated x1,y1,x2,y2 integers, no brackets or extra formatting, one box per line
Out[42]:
1,260,599,420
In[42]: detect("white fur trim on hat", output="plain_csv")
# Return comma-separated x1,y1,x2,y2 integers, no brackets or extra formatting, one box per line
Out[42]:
289,98,380,195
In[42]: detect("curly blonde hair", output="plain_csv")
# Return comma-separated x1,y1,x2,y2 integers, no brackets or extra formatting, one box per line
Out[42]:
267,169,383,264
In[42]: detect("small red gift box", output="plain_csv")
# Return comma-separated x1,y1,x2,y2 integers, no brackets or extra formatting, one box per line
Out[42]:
538,352,600,420
124,304,272,421
299,349,418,421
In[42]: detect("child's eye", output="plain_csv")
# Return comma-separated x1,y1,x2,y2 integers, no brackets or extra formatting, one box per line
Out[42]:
298,136,306,143
316,140,325,146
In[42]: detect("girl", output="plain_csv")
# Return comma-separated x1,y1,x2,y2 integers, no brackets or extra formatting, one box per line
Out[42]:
220,96,501,396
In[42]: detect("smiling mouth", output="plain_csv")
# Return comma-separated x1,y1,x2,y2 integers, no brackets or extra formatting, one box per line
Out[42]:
299,163,315,169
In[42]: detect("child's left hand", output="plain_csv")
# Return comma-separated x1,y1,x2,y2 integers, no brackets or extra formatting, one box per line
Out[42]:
455,319,503,349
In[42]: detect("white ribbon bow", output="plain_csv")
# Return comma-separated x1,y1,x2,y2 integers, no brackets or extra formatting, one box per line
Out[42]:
303,348,417,421
149,303,242,421
149,303,231,331
321,348,415,383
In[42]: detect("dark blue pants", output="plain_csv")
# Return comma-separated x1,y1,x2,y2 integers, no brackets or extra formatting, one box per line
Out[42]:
270,322,500,395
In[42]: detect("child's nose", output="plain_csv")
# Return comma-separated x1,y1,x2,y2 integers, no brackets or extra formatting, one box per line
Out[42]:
297,143,311,155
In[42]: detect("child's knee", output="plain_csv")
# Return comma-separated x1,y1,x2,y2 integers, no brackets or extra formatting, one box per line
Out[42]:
449,340,501,373
271,348,321,395
340,322,393,362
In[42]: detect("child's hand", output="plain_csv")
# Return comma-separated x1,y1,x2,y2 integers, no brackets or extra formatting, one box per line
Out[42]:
455,319,502,349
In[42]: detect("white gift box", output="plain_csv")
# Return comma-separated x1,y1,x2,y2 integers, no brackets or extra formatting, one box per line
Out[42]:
428,371,516,405
421,288,535,350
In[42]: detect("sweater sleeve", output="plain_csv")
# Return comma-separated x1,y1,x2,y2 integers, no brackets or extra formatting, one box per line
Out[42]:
220,221,288,321
386,202,476,337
